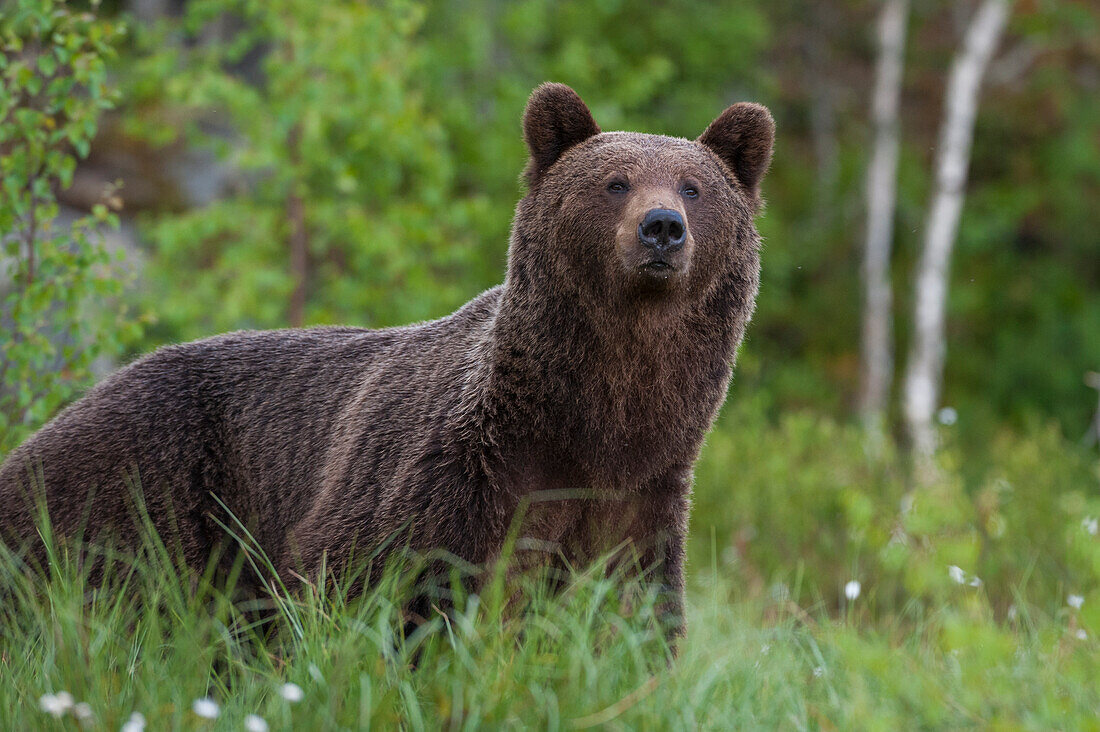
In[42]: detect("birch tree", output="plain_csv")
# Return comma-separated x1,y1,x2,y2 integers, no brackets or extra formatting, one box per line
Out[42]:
903,0,1010,460
859,0,910,437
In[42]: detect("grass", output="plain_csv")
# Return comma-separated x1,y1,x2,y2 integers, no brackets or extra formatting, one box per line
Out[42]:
2,526,1098,731
3,408,1097,729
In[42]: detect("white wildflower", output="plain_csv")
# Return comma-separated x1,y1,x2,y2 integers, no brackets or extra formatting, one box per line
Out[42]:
969,576,982,588
121,711,146,732
844,580,861,601
1068,594,1084,610
279,682,304,703
1075,629,1087,641
812,666,825,678
948,565,967,584
192,698,220,719
39,693,69,717
73,702,94,722
937,407,958,425
244,714,269,732
1083,517,1098,536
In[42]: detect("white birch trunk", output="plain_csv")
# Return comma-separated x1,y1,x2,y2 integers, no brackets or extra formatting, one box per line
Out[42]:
904,0,1010,460
859,0,910,436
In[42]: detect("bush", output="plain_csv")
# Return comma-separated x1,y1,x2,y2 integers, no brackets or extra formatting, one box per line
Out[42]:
0,0,140,454
123,0,478,340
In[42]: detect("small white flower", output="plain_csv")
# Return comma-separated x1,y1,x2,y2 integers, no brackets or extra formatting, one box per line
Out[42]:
1075,629,1087,641
279,682,304,703
969,576,982,588
1068,594,1084,610
844,580,861,601
73,702,94,722
948,565,967,584
192,698,220,719
759,643,771,656
244,714,269,732
39,694,66,717
812,666,825,678
121,712,146,732
937,407,958,426
1083,517,1098,536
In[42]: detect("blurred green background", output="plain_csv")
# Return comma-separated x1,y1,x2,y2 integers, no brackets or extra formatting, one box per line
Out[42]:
2,0,1098,616
108,0,1100,433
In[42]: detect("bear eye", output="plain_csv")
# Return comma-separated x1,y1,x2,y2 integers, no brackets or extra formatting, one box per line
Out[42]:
681,185,699,199
607,180,629,194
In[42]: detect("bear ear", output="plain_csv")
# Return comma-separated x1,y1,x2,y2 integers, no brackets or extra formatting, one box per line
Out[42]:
698,102,775,209
523,83,601,186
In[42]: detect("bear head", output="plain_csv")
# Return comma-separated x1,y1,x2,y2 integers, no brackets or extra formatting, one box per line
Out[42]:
511,82,774,315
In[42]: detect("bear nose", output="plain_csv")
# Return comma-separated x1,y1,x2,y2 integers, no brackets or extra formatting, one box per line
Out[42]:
638,208,686,253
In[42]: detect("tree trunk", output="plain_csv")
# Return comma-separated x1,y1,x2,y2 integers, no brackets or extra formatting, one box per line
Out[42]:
859,0,909,438
903,0,1009,462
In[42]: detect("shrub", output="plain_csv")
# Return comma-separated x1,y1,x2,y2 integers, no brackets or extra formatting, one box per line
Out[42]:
0,0,140,454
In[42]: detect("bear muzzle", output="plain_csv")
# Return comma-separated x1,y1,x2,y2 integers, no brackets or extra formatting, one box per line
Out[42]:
634,207,691,282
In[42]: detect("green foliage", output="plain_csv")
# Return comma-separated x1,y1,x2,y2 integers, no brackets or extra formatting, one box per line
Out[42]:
692,401,1099,626
0,0,139,454
122,0,480,339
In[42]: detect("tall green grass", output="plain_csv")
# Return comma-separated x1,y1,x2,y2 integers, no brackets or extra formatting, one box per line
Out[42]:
2,409,1097,729
2,523,1097,728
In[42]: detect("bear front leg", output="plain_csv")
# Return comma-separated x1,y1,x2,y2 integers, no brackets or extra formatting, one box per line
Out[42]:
631,475,690,650
643,512,688,647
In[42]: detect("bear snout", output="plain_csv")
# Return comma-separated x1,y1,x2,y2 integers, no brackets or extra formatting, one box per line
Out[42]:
619,200,694,284
638,208,687,254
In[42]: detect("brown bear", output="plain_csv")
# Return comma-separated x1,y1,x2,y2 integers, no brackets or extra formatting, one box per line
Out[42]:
0,83,773,636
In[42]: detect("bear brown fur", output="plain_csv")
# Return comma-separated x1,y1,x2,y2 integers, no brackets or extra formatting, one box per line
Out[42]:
0,83,773,635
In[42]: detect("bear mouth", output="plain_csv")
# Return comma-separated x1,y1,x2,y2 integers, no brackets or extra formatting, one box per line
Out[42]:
640,260,678,278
